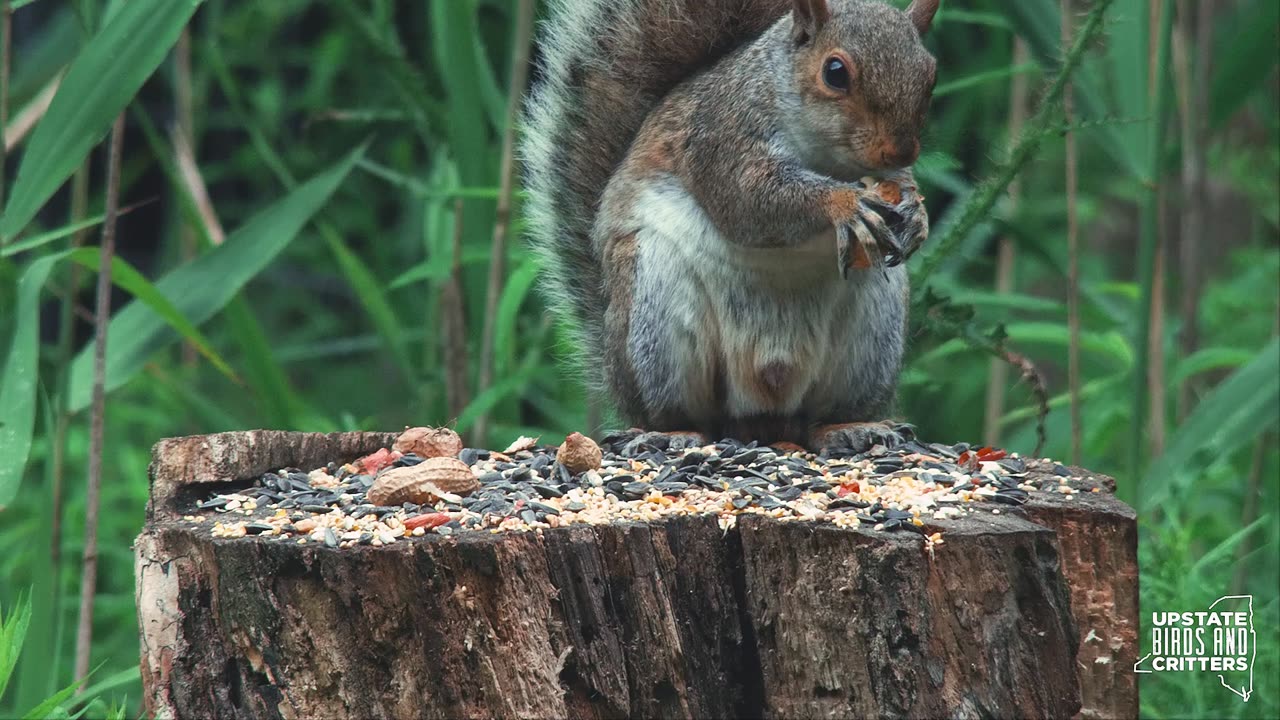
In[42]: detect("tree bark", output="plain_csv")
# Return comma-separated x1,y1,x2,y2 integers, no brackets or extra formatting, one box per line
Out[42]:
137,432,1138,719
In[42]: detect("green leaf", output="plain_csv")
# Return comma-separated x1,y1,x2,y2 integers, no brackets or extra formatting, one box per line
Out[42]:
1209,0,1280,128
0,0,203,242
64,249,237,381
321,232,413,382
1141,338,1280,511
915,322,1133,369
69,666,140,708
998,0,1138,177
937,9,1012,30
1189,515,1271,578
0,245,238,507
493,259,541,378
21,680,80,720
935,62,1038,99
455,359,539,435
387,247,493,289
66,144,366,413
0,213,107,258
430,0,494,185
1171,347,1257,386
940,290,1066,316
0,593,33,701
0,256,59,510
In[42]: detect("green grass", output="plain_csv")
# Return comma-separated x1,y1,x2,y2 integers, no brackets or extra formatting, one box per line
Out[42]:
0,0,1276,717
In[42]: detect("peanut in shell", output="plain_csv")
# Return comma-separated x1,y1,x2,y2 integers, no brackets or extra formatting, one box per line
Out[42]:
367,457,479,507
557,432,603,473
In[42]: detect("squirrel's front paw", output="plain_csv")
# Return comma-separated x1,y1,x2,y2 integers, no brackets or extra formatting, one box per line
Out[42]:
831,187,901,278
868,176,928,262
891,184,929,261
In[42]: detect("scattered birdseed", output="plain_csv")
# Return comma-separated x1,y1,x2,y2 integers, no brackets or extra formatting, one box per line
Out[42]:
187,428,1094,549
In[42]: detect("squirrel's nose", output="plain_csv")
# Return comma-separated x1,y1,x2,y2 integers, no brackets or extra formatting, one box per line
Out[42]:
877,138,920,168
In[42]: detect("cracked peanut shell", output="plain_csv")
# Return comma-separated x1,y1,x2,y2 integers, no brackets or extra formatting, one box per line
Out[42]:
393,426,463,459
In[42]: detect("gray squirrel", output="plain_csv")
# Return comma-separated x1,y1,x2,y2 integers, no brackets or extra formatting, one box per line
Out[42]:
523,0,938,453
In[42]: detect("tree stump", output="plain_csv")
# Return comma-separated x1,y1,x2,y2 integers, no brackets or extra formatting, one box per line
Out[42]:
135,431,1137,719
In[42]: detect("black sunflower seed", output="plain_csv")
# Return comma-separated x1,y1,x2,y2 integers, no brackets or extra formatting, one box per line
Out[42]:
534,484,564,499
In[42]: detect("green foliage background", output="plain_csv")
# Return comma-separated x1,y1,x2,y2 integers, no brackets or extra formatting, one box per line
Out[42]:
0,0,1276,717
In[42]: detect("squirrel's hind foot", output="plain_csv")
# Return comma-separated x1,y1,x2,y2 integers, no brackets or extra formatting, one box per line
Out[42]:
811,421,915,455
602,429,709,458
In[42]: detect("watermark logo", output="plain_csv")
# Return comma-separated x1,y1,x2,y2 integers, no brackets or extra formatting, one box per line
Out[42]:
1135,595,1256,702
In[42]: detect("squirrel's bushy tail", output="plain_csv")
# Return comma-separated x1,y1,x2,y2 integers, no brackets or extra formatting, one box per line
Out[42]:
522,0,788,386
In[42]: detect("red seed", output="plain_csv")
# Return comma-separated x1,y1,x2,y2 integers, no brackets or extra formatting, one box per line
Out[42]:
404,513,451,530
976,447,1007,462
358,448,400,475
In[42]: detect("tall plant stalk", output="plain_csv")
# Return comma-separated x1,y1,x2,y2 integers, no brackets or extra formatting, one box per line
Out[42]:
0,0,11,206
914,0,1117,284
1062,0,1083,465
443,198,470,423
1175,0,1212,420
175,27,198,366
74,114,126,684
50,163,92,656
474,0,535,444
983,40,1031,448
1232,305,1279,594
1147,0,1170,457
1129,0,1175,489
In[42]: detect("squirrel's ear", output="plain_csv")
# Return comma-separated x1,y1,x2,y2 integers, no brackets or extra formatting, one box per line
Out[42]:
906,0,941,35
791,0,831,45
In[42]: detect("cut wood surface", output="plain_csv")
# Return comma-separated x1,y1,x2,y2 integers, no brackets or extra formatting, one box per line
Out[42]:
136,431,1137,719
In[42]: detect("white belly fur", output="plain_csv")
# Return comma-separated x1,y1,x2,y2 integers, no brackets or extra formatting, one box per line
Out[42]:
627,178,907,421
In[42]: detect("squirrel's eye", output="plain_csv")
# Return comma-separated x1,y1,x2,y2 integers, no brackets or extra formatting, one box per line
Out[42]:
823,56,850,92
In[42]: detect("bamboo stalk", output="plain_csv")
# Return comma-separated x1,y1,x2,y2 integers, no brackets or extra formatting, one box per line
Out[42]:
50,163,91,644
175,27,198,366
1062,0,1083,465
982,40,1030,448
442,198,470,424
474,0,536,445
1129,0,1175,489
1148,241,1166,456
1175,0,1212,421
73,114,126,685
0,0,11,206
1146,0,1169,457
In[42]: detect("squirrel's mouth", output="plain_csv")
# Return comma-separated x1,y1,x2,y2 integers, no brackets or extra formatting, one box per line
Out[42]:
856,137,921,172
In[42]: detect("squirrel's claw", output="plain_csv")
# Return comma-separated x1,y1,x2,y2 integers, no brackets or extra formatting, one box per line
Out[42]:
886,183,929,262
861,210,902,267
811,421,913,455
836,215,886,278
836,223,853,280
896,198,929,260
837,190,900,278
